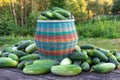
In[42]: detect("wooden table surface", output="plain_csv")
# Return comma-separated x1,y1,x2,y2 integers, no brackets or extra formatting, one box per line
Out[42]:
0,68,120,80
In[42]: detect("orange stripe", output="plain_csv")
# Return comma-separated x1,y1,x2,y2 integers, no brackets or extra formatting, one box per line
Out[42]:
35,34,78,42
37,48,75,56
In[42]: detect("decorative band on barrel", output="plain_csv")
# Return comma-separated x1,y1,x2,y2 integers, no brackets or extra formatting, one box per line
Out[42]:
37,48,75,56
35,33,78,42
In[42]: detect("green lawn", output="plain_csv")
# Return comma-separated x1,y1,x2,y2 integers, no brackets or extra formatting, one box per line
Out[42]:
0,36,120,51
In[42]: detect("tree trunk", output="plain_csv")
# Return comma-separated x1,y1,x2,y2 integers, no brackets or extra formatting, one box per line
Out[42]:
11,0,17,26
20,0,24,27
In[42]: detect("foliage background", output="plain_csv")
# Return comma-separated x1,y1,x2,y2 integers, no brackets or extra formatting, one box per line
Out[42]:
0,0,120,38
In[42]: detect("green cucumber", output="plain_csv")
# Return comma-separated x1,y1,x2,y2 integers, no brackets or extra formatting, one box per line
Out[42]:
69,50,88,60
52,11,67,20
0,57,18,68
91,63,115,73
25,43,37,54
52,7,63,11
80,44,95,49
73,60,82,66
81,62,90,71
93,49,108,62
2,47,12,53
1,52,11,57
20,54,39,61
51,65,82,76
13,50,27,57
38,15,48,20
60,58,72,65
108,55,119,66
8,53,19,62
114,53,120,62
55,10,71,17
92,58,100,65
17,40,32,50
87,50,94,58
23,64,52,74
97,48,112,57
33,59,59,65
17,61,26,69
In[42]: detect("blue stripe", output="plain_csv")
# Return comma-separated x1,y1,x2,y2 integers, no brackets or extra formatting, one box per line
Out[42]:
37,21,75,29
35,40,78,50
35,30,76,36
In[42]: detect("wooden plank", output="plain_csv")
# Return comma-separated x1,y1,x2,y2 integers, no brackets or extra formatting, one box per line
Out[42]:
0,69,48,80
2,68,120,80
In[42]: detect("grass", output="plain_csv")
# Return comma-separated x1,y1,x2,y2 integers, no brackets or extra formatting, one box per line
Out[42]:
0,35,120,51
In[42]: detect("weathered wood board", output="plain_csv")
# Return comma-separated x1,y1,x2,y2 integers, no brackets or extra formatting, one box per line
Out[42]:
0,68,120,80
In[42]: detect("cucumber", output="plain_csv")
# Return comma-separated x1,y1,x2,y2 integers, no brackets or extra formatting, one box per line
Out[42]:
69,50,88,60
51,65,82,76
60,58,72,65
91,63,115,73
73,60,82,66
93,49,108,62
52,11,67,20
87,50,94,58
0,57,18,68
33,59,59,65
108,55,119,66
17,40,32,50
2,47,12,53
13,50,27,57
8,53,19,62
20,54,39,62
17,61,26,69
17,60,33,69
44,11,53,19
23,59,59,74
23,64,52,74
25,43,37,54
80,44,95,49
55,10,71,17
81,62,90,71
1,52,11,57
97,48,112,57
25,61,33,67
86,57,92,65
38,15,48,20
92,58,100,65
52,7,63,11
114,53,120,62
75,45,81,53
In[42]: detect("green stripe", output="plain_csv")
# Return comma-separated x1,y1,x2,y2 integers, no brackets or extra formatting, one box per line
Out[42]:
36,30,76,36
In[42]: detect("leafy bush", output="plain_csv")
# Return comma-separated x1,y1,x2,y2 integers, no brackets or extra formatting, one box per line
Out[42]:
0,10,15,36
76,15,120,39
87,0,113,16
112,0,120,14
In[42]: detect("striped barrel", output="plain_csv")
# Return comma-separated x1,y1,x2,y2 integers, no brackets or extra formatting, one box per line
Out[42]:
35,19,78,60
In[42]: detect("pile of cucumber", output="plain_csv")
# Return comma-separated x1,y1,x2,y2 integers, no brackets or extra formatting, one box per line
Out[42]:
0,40,120,76
38,7,73,20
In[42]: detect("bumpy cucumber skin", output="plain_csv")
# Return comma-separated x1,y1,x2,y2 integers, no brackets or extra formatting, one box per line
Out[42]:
81,62,90,71
20,54,39,61
52,11,67,20
92,63,115,73
93,49,108,62
8,53,19,62
92,58,100,65
51,65,82,76
80,44,95,49
0,57,18,68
